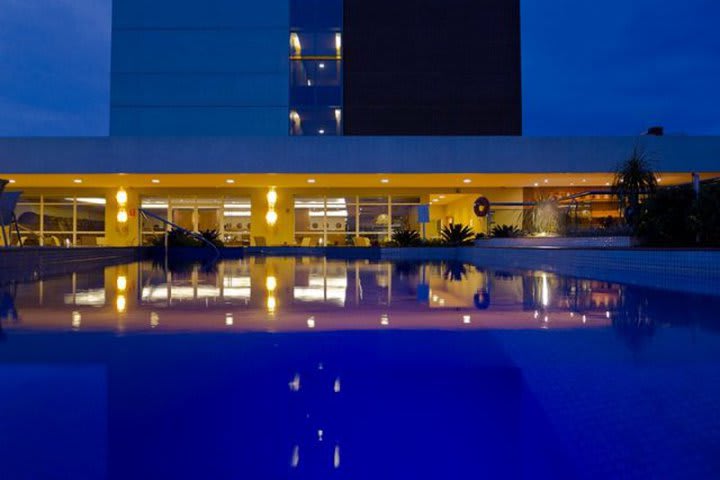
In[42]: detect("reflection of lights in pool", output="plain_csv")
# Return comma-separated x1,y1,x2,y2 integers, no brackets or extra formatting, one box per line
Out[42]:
225,313,234,326
463,315,471,324
307,317,316,329
289,373,300,392
381,314,389,326
150,312,159,328
72,311,81,329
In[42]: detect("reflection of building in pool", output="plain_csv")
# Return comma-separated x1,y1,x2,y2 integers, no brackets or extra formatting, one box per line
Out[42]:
4,258,625,333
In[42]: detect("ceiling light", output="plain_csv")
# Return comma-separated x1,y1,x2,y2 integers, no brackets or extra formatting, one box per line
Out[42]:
151,179,160,184
533,182,539,187
307,178,316,184
8,179,16,184
439,195,445,199
543,179,549,183
582,179,587,183
73,179,83,184
380,178,389,184
463,178,472,184
226,179,235,184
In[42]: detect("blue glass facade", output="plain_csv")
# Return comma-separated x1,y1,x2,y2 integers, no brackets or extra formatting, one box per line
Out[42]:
289,0,343,136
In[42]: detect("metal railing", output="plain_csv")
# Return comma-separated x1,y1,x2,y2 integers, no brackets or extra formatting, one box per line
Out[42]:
139,208,220,260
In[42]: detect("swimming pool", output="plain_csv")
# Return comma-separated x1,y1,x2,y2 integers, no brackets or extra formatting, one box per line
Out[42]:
1,256,719,479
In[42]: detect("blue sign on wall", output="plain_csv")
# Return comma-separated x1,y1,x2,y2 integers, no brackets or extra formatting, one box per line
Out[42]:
418,205,430,224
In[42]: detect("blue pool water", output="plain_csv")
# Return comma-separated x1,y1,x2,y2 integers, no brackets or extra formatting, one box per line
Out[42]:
1,257,719,479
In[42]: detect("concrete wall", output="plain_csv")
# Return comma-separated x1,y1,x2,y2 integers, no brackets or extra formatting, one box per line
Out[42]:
2,136,719,175
110,0,289,136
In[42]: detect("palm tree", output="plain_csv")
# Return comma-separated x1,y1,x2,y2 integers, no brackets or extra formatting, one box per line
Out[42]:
612,147,658,224
441,223,475,246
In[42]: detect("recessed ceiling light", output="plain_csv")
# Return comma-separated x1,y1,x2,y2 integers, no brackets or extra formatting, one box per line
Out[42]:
439,195,445,199
307,178,316,184
463,178,472,184
8,179,16,184
605,182,610,186
582,179,587,183
533,182,539,187
226,179,235,184
73,179,83,184
151,179,160,184
543,178,549,183
380,178,389,184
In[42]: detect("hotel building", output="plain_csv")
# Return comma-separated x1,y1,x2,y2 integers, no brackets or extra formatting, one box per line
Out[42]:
1,0,719,247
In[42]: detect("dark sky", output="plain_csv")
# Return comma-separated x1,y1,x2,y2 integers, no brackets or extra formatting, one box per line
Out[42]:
0,0,718,136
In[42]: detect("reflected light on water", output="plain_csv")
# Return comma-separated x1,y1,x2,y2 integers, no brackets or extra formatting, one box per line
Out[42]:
71,311,81,329
116,295,127,313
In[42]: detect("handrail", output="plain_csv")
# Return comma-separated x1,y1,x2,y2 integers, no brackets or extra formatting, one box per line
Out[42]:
139,208,220,260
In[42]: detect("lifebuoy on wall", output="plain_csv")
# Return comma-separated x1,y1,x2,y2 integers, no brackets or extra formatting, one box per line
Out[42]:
473,196,491,218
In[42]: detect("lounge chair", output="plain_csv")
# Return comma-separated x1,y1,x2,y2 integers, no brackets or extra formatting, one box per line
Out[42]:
353,236,372,247
300,236,314,247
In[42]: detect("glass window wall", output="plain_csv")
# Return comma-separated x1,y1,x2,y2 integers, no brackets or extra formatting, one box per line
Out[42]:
141,196,251,246
12,195,106,247
294,195,423,246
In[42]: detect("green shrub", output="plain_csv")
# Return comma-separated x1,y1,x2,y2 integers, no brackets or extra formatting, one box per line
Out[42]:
491,224,522,238
440,223,475,246
636,183,720,246
151,228,225,248
391,227,422,247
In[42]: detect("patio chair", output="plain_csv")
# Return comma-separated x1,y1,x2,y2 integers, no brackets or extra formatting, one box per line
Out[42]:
353,236,372,247
0,184,23,248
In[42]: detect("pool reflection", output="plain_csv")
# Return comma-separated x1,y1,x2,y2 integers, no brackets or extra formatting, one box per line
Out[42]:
0,257,629,333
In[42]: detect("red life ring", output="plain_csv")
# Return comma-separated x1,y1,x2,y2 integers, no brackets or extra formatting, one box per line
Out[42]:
474,196,491,218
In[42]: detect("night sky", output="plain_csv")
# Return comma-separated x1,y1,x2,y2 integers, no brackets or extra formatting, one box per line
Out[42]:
0,0,718,136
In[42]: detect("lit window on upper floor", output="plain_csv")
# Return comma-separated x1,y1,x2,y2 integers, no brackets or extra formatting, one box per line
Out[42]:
289,0,343,136
290,108,342,136
289,32,342,59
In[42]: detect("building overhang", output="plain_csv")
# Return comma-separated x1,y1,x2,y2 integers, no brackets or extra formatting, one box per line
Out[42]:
1,136,719,176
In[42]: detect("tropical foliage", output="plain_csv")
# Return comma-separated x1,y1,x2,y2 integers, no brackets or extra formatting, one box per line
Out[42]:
636,182,720,246
391,227,422,247
151,228,224,248
526,194,561,234
440,223,476,246
612,147,658,224
491,224,523,238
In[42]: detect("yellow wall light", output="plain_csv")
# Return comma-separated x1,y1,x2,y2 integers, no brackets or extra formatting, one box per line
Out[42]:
265,209,278,226
116,188,128,206
267,187,278,207
117,208,129,224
